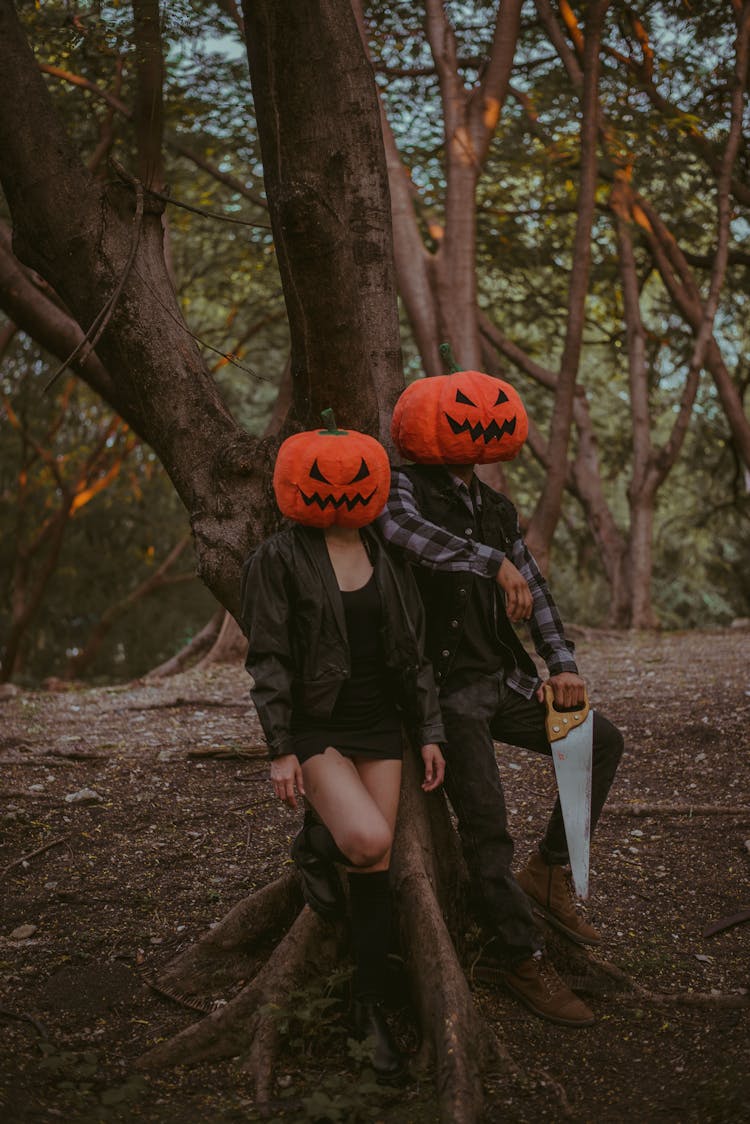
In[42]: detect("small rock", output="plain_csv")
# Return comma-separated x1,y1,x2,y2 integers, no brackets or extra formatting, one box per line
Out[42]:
0,683,20,699
28,783,45,792
10,923,37,940
730,617,750,630
64,788,103,804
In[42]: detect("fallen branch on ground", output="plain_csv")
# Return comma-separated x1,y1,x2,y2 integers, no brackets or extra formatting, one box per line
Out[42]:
0,834,71,881
606,803,750,816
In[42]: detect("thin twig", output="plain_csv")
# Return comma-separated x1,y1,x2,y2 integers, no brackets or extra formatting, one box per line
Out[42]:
131,264,271,381
0,1006,49,1038
142,184,272,230
0,834,71,881
44,178,144,392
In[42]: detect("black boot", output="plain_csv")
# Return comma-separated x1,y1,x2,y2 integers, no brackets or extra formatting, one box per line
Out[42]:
352,999,407,1083
291,827,345,920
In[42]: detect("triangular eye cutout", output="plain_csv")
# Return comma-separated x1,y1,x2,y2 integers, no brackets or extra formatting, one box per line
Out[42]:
495,388,509,405
309,458,330,484
347,457,370,484
455,388,477,407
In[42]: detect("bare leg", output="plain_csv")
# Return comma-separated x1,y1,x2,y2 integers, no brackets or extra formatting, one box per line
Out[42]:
301,748,401,869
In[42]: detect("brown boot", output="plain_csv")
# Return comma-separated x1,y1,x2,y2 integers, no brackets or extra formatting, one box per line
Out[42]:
503,953,595,1028
517,851,601,946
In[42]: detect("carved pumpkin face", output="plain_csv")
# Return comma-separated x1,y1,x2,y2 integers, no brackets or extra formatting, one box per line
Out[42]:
391,370,528,465
273,415,391,528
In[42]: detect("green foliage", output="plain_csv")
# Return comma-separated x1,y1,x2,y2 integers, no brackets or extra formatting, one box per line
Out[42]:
35,1041,147,1120
0,339,217,682
2,0,749,658
255,973,396,1123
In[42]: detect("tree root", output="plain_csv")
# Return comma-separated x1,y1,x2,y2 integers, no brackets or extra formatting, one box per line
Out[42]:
392,750,513,1124
585,954,750,1009
155,871,302,996
138,906,340,1075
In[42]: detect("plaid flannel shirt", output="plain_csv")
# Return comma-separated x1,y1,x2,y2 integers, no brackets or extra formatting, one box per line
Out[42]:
377,467,579,698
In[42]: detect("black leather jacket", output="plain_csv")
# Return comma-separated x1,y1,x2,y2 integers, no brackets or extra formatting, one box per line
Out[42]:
240,523,445,759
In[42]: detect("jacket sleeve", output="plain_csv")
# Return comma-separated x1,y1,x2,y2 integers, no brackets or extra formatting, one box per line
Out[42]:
378,468,505,576
394,558,446,748
239,540,296,760
506,518,578,677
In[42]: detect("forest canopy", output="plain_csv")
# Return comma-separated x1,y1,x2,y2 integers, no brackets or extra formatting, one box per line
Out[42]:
1,0,749,685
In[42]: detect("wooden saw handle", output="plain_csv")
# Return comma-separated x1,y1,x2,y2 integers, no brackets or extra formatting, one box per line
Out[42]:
543,682,590,743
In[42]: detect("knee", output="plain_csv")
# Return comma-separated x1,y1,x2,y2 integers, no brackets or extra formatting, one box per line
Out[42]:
340,822,393,869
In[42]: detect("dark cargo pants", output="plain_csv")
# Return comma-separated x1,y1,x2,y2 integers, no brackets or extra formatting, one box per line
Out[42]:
439,671,624,964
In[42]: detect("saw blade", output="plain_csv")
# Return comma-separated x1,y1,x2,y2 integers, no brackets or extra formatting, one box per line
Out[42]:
550,712,593,900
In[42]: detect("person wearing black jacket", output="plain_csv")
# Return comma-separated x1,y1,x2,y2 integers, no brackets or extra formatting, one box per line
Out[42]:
381,369,624,1029
241,427,445,1082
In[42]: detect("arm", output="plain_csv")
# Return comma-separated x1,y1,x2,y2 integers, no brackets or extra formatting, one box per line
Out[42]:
378,468,505,576
508,535,579,680
403,564,446,749
240,540,296,761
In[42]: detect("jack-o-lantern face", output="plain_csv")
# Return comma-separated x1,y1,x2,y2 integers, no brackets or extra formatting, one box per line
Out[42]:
391,370,528,465
273,412,391,528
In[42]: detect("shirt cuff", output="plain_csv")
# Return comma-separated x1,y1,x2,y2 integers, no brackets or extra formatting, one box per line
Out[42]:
546,652,579,677
474,543,505,578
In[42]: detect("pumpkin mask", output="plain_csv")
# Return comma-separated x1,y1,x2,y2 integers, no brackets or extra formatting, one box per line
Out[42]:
273,410,391,528
391,369,528,465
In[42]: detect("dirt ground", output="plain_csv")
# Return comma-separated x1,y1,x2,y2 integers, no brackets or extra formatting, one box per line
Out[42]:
1,628,748,1124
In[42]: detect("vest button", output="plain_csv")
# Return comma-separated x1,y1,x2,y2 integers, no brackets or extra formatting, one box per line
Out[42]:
458,588,467,598
465,528,473,536
441,649,450,658
450,620,459,629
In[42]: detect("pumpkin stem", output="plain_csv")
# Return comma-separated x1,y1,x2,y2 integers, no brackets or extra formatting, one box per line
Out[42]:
439,342,461,373
319,408,348,434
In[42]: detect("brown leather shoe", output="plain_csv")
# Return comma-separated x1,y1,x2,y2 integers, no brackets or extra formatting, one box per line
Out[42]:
517,852,601,946
503,954,595,1027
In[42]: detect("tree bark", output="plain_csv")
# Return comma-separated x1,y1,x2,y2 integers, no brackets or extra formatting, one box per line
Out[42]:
525,0,610,571
0,0,271,615
241,0,403,446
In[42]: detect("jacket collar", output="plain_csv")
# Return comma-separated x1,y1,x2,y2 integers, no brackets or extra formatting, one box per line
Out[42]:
293,523,384,641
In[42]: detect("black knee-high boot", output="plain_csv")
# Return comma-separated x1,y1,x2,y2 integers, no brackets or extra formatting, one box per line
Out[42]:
302,808,350,865
291,811,347,919
348,870,405,1082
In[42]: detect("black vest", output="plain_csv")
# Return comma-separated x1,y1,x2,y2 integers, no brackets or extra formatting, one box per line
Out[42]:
400,464,539,687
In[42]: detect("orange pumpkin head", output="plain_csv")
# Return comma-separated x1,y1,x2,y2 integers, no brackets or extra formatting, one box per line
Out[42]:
273,411,391,528
391,370,528,465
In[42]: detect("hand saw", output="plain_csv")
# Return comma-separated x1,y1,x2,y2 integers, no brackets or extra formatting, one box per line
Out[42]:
543,683,593,900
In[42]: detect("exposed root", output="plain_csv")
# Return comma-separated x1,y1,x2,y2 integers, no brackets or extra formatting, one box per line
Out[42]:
138,906,341,1073
392,750,513,1124
588,955,750,1009
533,1065,575,1118
156,872,302,995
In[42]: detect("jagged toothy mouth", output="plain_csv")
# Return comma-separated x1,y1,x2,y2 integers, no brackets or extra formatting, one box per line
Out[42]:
299,489,376,510
444,414,518,444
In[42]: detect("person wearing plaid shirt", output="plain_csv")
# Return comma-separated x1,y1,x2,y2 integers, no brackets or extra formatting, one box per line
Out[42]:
378,461,624,1028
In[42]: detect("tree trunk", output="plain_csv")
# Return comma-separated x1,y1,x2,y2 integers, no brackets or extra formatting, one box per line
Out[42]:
0,0,269,615
627,488,659,629
242,0,404,446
